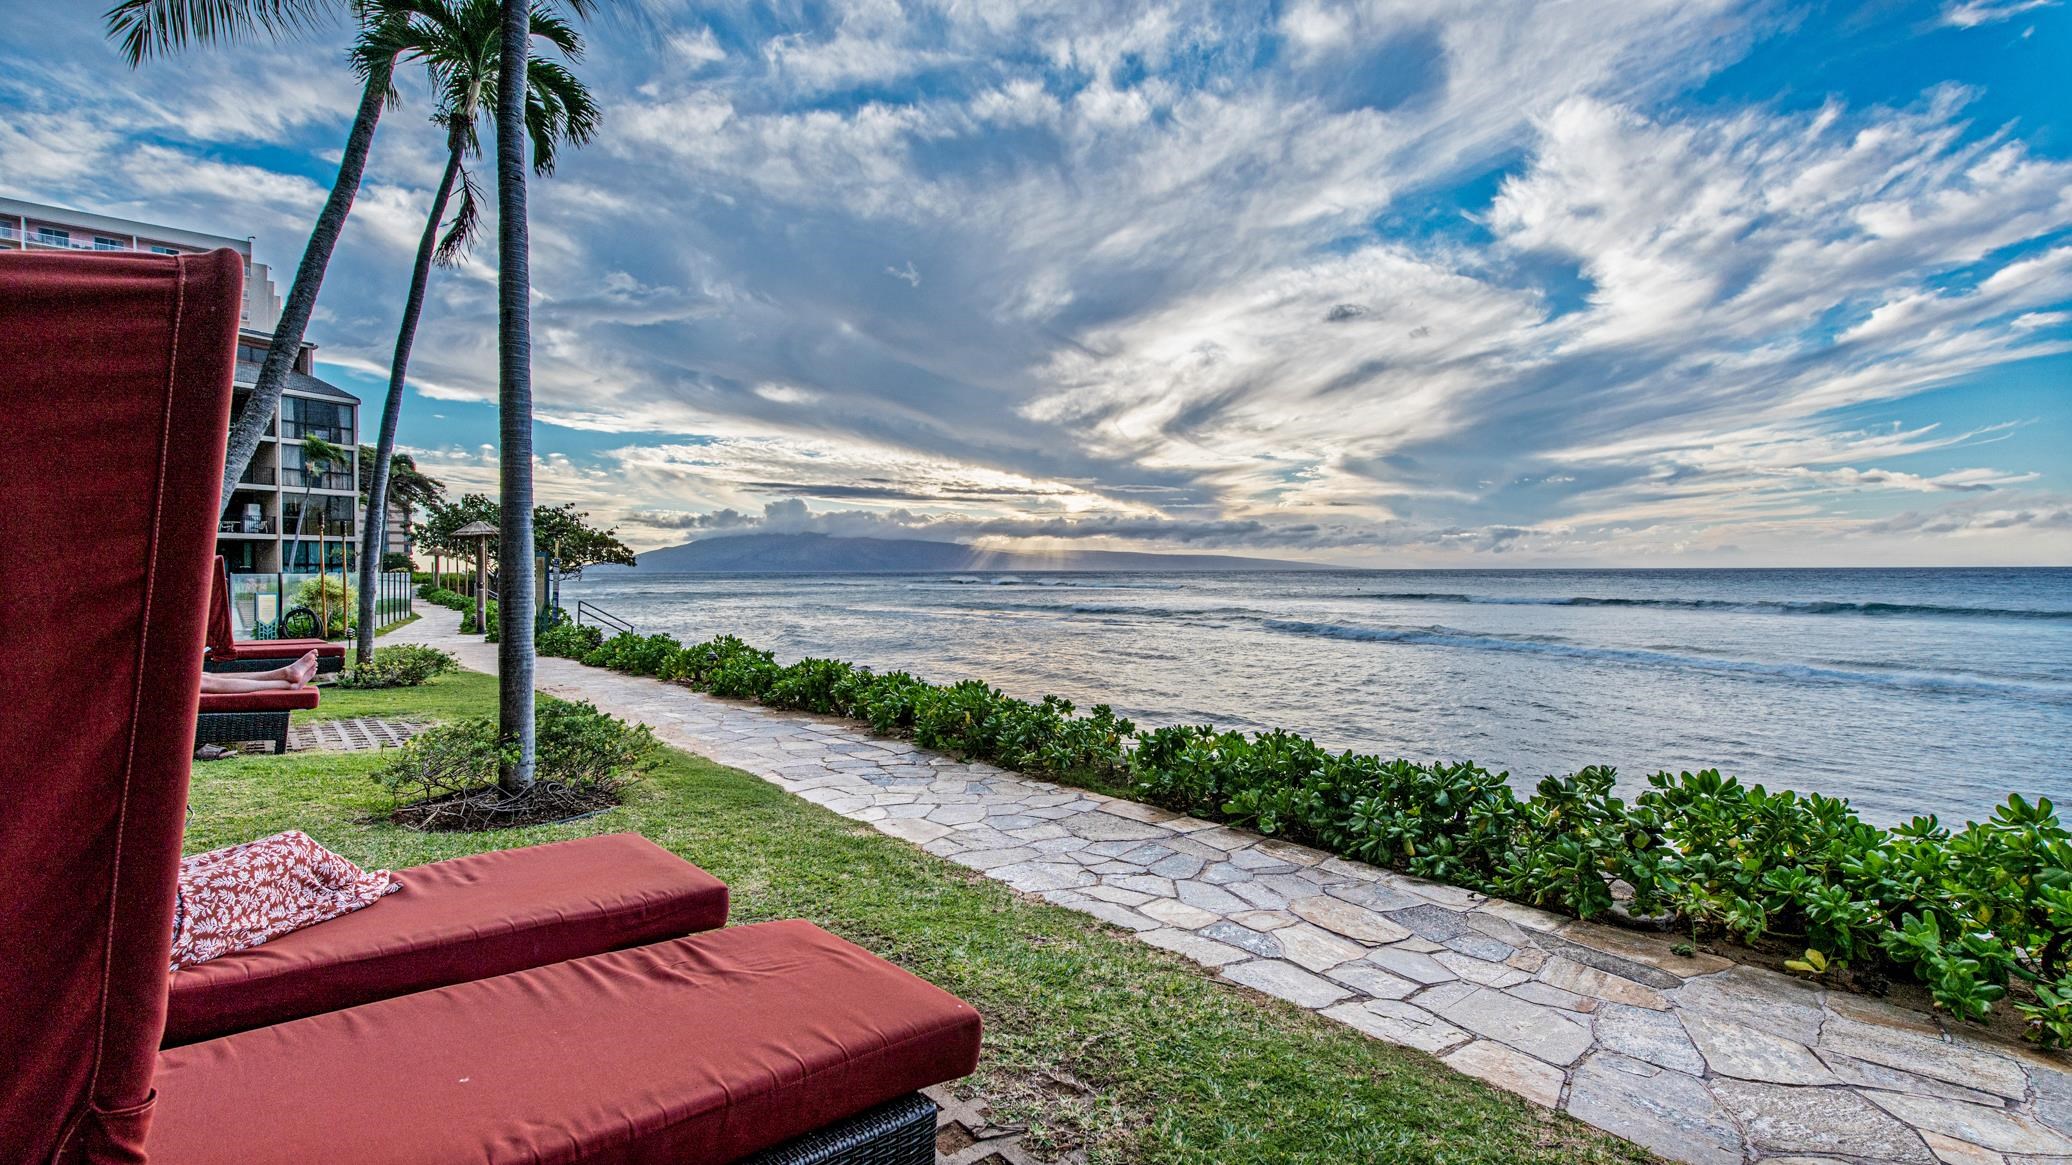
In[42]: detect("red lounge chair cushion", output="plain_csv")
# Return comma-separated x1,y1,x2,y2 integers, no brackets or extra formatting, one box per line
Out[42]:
149,920,983,1164
196,689,320,714
164,833,730,1046
207,638,346,663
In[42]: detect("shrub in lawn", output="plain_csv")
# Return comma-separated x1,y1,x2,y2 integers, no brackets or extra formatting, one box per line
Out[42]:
338,644,460,689
377,697,656,830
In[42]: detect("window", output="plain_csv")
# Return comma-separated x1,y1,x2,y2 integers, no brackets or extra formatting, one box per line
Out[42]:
35,227,69,246
149,245,180,256
94,236,126,251
283,495,357,544
237,344,269,364
281,440,354,490
281,396,354,445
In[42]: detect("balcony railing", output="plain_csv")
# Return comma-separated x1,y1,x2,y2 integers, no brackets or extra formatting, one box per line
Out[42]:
280,468,353,491
237,466,277,486
219,518,275,535
281,421,353,444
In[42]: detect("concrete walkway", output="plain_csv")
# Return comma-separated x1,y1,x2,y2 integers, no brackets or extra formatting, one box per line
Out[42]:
394,607,2072,1165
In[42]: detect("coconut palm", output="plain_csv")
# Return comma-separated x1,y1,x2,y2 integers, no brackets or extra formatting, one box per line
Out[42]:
356,0,597,668
107,0,434,506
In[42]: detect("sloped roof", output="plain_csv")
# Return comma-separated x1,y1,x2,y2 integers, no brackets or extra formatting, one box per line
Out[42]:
453,520,499,538
233,360,358,404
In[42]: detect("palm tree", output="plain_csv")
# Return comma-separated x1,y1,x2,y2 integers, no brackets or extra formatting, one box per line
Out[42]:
358,447,444,562
284,434,348,572
107,0,428,505
493,0,539,792
356,0,597,668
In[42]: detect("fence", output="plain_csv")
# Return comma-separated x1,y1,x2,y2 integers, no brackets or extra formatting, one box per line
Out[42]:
227,570,415,639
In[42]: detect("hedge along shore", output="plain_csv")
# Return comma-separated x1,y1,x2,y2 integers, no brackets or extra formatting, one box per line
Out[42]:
392,605,2072,1165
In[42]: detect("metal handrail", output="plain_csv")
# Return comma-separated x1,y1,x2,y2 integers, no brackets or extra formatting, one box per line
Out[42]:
575,600,635,636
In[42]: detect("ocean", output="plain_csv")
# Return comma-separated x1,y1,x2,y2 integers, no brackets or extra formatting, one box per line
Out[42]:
560,567,2072,825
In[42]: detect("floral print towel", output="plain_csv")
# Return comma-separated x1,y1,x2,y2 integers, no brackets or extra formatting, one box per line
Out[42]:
172,830,399,970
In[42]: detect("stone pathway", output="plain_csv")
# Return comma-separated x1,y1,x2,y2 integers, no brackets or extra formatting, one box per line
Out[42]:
287,716,426,753
394,609,2072,1165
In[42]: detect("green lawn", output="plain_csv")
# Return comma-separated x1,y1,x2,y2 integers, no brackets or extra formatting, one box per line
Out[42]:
187,671,1654,1165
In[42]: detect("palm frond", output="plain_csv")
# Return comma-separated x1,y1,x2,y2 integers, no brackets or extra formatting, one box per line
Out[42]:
435,162,484,266
104,0,338,65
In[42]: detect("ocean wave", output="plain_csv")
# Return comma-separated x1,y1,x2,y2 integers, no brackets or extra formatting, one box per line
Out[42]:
1355,593,2072,621
1263,619,2072,702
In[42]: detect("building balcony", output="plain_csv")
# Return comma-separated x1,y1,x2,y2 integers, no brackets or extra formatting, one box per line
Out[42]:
280,468,354,491
218,518,276,535
237,466,276,486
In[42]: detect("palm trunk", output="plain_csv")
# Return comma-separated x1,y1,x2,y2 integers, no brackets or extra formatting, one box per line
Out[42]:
284,480,317,574
495,0,538,793
358,133,464,664
221,64,392,503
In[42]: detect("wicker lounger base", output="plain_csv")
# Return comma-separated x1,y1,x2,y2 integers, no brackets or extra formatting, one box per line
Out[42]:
195,710,291,755
204,654,344,676
741,1092,938,1165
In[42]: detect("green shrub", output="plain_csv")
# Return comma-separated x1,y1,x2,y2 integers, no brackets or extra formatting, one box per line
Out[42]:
521,622,2072,1043
460,599,499,637
338,644,460,689
538,620,605,659
292,576,356,637
766,658,858,714
376,697,656,831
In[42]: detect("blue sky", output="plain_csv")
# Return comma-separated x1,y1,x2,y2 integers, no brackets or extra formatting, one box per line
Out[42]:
3,0,2068,564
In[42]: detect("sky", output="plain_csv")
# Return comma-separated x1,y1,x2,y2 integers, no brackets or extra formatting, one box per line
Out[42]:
4,0,2069,566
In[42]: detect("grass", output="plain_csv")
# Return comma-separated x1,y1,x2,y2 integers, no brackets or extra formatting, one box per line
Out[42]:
190,671,1655,1165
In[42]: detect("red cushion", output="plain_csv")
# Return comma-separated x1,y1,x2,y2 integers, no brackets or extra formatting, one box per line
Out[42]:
164,834,730,1046
206,638,346,662
148,920,983,1164
197,689,320,713
207,556,236,656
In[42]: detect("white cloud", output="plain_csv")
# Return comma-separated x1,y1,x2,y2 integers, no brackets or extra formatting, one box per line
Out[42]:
1941,0,2059,28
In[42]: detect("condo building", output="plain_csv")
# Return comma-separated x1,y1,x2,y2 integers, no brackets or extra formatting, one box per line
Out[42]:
2,196,362,573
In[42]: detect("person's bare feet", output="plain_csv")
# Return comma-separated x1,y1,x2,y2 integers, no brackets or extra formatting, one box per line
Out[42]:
286,650,319,687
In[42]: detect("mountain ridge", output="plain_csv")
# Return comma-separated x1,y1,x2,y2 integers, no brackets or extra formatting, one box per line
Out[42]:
604,532,1320,573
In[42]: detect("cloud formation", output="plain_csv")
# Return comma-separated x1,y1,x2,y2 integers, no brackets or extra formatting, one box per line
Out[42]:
7,2,2067,564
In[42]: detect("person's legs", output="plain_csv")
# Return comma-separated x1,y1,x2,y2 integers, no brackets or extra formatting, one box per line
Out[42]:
204,650,319,690
200,673,294,694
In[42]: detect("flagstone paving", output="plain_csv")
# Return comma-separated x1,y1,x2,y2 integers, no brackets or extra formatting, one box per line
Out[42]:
396,608,2072,1165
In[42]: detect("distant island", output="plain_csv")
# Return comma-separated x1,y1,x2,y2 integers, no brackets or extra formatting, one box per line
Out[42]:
603,533,1321,573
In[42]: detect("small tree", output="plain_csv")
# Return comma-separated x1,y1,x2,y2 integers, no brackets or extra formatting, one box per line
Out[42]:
285,434,348,572
419,495,633,584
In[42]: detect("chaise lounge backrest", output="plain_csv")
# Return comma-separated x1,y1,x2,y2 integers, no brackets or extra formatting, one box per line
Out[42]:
0,250,244,1163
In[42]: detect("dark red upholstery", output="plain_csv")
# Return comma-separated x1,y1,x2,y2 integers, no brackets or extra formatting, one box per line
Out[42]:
0,250,243,1163
196,688,320,715
3,247,979,1165
149,920,983,1164
164,833,730,1046
206,638,345,663
205,557,345,662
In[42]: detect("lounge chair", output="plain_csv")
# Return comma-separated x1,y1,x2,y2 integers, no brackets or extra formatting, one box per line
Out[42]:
203,556,346,675
195,687,320,754
164,832,729,1045
0,248,979,1165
